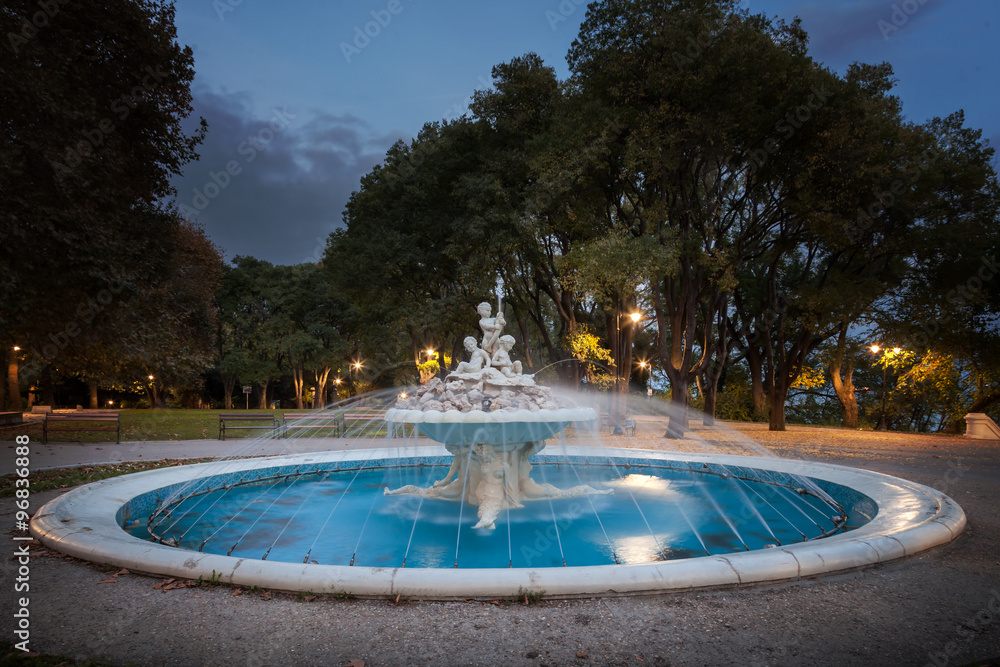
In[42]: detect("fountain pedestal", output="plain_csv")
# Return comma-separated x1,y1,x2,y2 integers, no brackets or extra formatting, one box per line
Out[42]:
384,437,610,529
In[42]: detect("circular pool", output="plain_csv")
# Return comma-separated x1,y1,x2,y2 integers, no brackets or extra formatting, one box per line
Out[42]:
30,446,965,598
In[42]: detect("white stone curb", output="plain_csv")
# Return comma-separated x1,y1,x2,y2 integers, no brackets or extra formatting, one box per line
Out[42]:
31,447,966,598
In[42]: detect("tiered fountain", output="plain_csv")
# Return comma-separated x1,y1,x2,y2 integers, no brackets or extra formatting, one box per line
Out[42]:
30,297,967,598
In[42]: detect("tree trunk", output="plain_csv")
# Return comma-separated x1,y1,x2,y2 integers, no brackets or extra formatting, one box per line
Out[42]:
702,387,717,427
768,386,788,431
292,363,304,410
746,345,767,420
665,380,689,438
39,366,55,406
830,365,858,428
258,382,269,410
315,367,331,409
829,326,858,428
517,316,533,368
222,376,236,410
7,348,22,411
88,380,98,409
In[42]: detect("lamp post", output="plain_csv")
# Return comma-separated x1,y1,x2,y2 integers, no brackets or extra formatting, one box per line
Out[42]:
7,345,22,411
613,310,643,435
350,361,363,395
638,360,650,410
871,345,901,431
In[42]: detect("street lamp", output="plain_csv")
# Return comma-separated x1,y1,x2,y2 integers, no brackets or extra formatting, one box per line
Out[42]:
870,345,902,431
8,346,22,411
612,310,643,435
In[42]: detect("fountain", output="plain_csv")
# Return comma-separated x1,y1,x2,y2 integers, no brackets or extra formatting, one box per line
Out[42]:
29,298,967,598
383,302,611,530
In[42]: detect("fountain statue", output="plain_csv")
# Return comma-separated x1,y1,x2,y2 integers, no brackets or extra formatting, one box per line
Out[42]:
385,299,612,529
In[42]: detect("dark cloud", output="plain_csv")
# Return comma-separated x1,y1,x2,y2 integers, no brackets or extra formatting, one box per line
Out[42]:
171,88,401,265
781,1,949,65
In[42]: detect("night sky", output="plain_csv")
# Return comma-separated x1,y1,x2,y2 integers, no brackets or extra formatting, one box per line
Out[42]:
168,0,1000,266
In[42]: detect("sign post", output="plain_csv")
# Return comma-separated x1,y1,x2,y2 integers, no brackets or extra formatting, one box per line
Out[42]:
243,385,252,410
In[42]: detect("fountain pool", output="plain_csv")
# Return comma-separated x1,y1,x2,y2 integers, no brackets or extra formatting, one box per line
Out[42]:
31,439,965,597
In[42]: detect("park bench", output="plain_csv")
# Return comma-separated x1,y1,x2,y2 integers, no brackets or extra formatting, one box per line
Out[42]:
341,410,390,436
282,413,341,438
43,412,120,444
218,413,280,440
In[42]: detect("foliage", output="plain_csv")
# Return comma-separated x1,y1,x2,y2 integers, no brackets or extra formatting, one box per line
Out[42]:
1,0,205,360
565,325,615,390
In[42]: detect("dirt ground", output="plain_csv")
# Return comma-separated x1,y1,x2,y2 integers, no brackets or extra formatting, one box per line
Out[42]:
4,422,999,667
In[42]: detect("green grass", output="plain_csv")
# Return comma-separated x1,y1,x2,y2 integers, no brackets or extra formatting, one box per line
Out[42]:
0,458,215,497
15,409,351,443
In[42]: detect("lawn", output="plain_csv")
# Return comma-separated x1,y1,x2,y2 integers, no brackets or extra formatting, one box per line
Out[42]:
18,409,349,443
0,458,215,497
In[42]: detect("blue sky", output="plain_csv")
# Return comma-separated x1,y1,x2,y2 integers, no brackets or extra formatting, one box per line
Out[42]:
169,0,1000,265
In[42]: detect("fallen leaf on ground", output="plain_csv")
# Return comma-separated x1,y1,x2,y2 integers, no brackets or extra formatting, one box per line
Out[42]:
114,568,130,576
347,661,365,667
232,588,243,596
162,579,197,591
577,650,588,659
153,578,175,590
98,578,117,584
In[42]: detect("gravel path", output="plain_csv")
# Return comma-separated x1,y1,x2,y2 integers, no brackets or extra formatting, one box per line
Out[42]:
4,423,999,667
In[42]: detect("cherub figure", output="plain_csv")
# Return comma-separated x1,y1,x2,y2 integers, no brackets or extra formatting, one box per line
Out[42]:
477,301,505,356
453,336,491,375
491,335,523,377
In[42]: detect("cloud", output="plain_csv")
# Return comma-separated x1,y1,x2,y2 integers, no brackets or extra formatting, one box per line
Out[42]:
780,0,949,65
171,88,402,265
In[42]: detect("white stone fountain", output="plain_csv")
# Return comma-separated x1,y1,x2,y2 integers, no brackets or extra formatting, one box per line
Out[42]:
385,299,611,529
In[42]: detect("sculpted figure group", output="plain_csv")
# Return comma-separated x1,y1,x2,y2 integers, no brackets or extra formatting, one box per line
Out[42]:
451,302,524,384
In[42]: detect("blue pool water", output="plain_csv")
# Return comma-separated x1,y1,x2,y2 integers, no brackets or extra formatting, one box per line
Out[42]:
124,458,875,569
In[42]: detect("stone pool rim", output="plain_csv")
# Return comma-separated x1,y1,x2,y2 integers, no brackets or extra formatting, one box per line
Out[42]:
30,447,966,598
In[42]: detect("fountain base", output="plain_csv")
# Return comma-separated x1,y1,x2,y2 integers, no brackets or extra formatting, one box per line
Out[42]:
384,441,612,529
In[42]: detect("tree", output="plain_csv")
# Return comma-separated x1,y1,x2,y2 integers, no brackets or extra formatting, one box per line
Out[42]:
1,0,205,404
567,0,840,435
325,119,495,373
55,214,223,407
216,257,286,409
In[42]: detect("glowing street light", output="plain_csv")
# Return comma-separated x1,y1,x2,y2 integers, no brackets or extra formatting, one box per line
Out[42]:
426,349,436,358
870,345,904,431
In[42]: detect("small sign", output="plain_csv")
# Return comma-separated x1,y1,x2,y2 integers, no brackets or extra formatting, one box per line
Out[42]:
647,388,653,397
242,386,252,394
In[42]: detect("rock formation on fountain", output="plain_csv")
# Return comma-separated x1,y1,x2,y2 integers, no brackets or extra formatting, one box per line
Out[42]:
384,299,611,530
